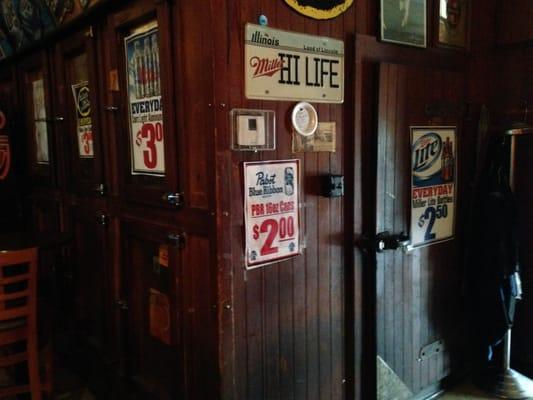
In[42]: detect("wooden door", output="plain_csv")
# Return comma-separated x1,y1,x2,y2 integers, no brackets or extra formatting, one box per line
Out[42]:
55,26,105,196
374,62,466,399
64,201,117,360
121,219,182,399
104,0,179,208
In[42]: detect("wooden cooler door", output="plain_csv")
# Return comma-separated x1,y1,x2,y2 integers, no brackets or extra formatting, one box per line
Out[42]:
120,220,183,399
55,26,105,196
19,51,58,188
371,62,466,399
104,0,180,208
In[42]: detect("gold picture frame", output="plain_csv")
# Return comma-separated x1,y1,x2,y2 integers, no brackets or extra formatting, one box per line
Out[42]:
438,0,469,49
380,0,427,48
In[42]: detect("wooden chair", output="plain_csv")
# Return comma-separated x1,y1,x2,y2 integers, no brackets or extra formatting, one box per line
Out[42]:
0,247,50,399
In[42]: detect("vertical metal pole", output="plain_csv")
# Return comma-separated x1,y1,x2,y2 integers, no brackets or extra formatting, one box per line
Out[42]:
503,329,511,370
504,135,516,373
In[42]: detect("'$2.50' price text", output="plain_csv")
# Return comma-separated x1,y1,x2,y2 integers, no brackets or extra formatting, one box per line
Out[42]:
252,216,295,256
418,204,448,241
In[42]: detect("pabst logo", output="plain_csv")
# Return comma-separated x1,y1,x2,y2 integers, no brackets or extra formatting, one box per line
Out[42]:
0,135,10,180
412,132,442,180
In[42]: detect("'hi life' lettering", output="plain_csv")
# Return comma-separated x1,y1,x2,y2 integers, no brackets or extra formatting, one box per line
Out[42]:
277,53,340,88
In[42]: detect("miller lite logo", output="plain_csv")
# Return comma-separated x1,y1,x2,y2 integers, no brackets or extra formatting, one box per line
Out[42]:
412,132,442,181
0,135,10,180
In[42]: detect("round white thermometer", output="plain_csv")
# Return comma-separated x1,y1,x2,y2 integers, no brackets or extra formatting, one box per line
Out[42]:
291,102,318,137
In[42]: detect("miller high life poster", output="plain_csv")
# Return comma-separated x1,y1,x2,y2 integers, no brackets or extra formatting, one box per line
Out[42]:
71,81,94,158
124,23,165,175
410,127,456,248
245,24,344,103
244,160,301,268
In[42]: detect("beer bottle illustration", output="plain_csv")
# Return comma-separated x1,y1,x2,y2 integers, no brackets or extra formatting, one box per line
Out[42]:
143,37,153,97
447,137,454,181
133,41,144,99
440,137,453,182
151,33,160,96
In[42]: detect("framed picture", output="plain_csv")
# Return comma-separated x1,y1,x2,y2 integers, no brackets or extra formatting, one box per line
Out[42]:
380,0,427,48
438,0,468,48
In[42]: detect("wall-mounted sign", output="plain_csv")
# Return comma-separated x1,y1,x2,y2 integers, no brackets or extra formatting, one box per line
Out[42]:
125,24,165,175
410,127,456,248
72,81,94,158
244,159,301,269
32,79,49,164
0,135,10,180
284,0,353,20
293,121,336,152
245,23,344,103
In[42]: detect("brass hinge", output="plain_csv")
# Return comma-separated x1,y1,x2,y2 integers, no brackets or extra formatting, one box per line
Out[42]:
167,233,186,249
85,26,94,39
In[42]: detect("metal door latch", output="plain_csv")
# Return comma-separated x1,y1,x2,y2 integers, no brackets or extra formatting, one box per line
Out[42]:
357,231,410,253
163,192,184,208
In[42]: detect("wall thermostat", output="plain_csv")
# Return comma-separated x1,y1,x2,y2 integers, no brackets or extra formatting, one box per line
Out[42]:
230,108,275,151
291,102,318,136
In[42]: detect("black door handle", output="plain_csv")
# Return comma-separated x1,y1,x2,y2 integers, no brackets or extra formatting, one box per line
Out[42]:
357,231,410,253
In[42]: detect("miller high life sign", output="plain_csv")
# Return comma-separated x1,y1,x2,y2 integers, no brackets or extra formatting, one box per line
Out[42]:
245,24,344,103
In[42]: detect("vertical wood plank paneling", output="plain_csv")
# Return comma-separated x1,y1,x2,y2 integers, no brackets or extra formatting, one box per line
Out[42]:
376,63,466,396
214,1,349,398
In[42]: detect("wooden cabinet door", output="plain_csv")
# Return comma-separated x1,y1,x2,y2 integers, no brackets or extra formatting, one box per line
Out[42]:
66,202,117,360
19,51,58,188
121,219,183,399
104,0,179,208
55,26,106,196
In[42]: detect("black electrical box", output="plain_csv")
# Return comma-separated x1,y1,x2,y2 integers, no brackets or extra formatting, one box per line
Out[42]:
322,175,344,197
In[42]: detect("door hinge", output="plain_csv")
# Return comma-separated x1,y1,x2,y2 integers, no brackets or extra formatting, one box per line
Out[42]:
167,233,186,249
93,183,107,196
96,213,109,226
115,299,128,311
85,26,94,39
163,192,184,208
357,231,410,253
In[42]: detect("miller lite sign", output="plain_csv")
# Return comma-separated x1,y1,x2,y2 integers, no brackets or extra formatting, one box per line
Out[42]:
245,24,344,103
410,127,456,248
0,135,10,180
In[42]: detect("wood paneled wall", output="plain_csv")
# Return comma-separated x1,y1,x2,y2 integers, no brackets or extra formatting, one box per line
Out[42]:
212,2,354,399
0,0,531,399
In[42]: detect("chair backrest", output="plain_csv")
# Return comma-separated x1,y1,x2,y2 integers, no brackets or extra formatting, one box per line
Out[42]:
0,247,38,325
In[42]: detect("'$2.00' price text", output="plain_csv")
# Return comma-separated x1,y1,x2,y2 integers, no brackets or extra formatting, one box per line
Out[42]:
252,216,295,256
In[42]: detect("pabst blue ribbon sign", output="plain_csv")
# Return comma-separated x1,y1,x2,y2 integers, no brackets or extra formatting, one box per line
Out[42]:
410,127,456,248
244,160,301,268
245,24,344,103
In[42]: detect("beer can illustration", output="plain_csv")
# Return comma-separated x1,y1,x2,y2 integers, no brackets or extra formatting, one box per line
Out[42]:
152,33,160,96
